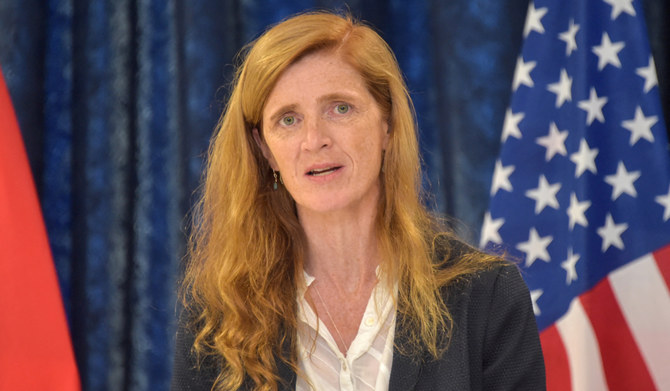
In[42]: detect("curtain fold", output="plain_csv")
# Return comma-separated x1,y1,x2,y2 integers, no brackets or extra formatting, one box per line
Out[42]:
0,1,668,390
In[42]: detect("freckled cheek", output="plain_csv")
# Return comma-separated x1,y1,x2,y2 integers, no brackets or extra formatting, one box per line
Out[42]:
353,135,384,171
267,140,301,177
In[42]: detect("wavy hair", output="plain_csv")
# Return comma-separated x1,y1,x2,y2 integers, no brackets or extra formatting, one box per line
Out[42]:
182,11,499,391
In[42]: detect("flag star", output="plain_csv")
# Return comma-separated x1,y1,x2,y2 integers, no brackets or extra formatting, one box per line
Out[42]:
604,161,640,200
636,56,658,93
566,192,591,230
578,87,608,125
561,248,580,285
480,212,505,247
502,108,524,141
622,106,657,145
602,0,636,20
536,122,568,161
490,160,515,195
523,2,548,37
546,69,573,108
525,175,561,214
655,185,670,221
597,213,628,252
570,139,599,177
530,289,543,315
592,32,625,70
559,19,580,56
517,227,553,268
512,56,536,91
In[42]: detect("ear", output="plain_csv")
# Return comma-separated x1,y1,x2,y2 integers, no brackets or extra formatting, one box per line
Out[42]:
252,128,278,170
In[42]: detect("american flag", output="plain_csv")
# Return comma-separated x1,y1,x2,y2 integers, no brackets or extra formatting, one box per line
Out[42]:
481,0,670,389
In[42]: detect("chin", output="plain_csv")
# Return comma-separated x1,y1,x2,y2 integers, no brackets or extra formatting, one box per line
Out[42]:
291,183,381,216
296,193,378,217
297,200,348,214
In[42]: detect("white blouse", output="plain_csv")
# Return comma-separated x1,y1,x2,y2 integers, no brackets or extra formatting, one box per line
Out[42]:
295,272,396,391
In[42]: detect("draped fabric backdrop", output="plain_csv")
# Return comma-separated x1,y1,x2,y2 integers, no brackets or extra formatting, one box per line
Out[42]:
0,0,667,390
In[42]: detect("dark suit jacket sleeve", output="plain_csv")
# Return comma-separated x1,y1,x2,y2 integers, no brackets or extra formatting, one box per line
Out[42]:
170,310,218,391
479,265,546,390
170,311,294,391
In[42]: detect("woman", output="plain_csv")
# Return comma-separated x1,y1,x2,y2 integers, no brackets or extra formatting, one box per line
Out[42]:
171,11,545,391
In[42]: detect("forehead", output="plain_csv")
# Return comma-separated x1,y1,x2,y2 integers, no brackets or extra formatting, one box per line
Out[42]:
263,50,369,110
281,50,362,82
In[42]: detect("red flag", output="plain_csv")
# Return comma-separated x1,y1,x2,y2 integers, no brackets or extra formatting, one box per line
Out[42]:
0,69,80,389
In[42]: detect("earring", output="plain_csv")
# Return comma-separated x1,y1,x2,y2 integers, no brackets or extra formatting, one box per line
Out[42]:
273,170,279,191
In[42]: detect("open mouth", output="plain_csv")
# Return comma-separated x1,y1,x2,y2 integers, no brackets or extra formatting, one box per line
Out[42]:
307,166,341,176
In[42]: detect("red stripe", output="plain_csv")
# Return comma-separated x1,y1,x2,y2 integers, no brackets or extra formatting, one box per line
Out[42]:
580,278,656,391
540,325,571,391
0,70,80,389
653,244,670,292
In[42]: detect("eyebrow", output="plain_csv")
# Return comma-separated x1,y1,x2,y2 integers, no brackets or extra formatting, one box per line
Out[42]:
317,92,359,105
267,104,298,125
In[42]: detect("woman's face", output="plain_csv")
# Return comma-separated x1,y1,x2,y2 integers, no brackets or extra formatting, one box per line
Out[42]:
256,50,389,216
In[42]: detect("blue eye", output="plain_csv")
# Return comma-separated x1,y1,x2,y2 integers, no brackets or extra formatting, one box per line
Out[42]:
280,115,296,126
335,104,350,114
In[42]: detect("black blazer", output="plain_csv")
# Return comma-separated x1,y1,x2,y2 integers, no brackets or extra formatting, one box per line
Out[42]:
171,251,546,390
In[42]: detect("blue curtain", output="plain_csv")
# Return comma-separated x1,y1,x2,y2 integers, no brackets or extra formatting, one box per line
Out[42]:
1,0,668,390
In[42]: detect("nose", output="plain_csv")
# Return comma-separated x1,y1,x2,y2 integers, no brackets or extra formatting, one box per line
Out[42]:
301,117,331,151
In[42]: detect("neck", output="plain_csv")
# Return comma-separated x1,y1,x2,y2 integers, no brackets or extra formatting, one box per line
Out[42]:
299,200,381,293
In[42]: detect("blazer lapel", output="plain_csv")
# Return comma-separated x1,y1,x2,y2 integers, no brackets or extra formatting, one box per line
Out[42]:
388,316,423,391
388,350,422,391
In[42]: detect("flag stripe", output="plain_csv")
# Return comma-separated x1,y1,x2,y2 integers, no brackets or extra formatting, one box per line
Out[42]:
610,252,670,390
556,298,608,391
654,244,670,291
539,325,571,391
581,277,656,391
0,69,80,389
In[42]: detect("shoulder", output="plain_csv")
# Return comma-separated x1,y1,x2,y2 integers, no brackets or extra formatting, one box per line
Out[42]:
428,237,546,390
451,260,528,305
443,259,530,328
449,262,534,336
432,236,520,301
434,237,534,342
432,235,521,294
432,234,481,263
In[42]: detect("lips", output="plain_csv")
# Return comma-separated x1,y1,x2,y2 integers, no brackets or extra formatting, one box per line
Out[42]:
306,165,342,176
305,163,344,177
